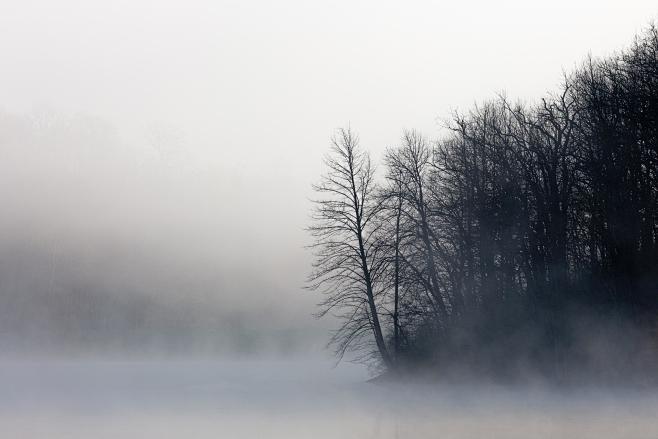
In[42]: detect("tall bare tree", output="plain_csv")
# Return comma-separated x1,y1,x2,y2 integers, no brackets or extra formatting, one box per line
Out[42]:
385,131,450,319
307,128,393,367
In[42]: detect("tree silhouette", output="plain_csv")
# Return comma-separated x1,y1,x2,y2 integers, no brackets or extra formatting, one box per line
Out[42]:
310,24,658,381
307,128,393,367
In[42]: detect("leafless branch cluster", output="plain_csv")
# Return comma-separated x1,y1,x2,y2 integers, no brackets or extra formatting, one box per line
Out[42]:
308,24,658,380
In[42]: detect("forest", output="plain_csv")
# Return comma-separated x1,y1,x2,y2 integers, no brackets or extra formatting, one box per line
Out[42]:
309,24,658,383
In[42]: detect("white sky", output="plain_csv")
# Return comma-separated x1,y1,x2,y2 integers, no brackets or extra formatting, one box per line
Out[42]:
2,1,656,154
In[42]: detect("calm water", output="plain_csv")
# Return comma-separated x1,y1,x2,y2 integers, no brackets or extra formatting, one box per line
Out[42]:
1,358,657,438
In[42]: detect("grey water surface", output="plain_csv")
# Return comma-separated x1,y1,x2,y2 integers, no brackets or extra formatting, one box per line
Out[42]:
1,358,657,439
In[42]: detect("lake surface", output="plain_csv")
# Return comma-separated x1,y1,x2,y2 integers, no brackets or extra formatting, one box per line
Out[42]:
1,358,657,438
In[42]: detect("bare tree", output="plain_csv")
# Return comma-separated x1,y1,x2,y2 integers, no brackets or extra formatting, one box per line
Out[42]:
308,25,658,380
378,167,409,359
385,131,450,320
307,128,393,367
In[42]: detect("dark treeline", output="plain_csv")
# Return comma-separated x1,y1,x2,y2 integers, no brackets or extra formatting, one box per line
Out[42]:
308,24,658,383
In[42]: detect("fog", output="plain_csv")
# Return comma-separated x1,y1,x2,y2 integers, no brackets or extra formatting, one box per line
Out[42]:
1,0,655,355
0,110,321,355
1,358,658,438
2,1,658,437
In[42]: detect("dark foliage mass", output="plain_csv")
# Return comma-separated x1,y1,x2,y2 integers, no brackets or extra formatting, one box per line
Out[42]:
309,24,658,383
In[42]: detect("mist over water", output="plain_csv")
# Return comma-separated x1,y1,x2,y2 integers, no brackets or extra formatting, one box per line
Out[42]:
1,358,658,439
2,1,658,437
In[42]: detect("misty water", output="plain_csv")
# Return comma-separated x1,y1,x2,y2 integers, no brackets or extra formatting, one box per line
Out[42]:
1,358,657,439
3,2,658,438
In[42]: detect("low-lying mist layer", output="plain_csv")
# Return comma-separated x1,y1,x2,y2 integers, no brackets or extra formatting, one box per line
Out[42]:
0,112,322,357
1,358,657,439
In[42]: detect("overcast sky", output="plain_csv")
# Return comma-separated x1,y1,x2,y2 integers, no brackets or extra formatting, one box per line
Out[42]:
0,0,656,354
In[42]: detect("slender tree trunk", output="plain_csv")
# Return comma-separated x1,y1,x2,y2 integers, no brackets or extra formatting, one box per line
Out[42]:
417,184,448,317
349,154,393,368
393,190,402,358
355,218,392,367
